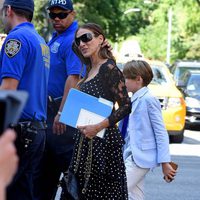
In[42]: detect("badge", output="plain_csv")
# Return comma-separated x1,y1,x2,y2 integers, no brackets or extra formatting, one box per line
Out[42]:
51,42,60,53
5,39,21,58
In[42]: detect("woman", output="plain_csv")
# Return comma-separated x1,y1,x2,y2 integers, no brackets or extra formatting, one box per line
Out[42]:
67,23,131,200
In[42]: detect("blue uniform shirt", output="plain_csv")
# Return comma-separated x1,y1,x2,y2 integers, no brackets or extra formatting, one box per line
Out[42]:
0,22,50,120
48,21,83,98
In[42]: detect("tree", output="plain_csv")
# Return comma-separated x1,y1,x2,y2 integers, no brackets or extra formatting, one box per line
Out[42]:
137,0,200,63
31,0,200,62
73,0,135,42
33,0,52,41
33,0,152,42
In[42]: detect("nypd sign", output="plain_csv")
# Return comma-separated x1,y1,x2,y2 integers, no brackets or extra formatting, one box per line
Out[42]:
49,0,67,6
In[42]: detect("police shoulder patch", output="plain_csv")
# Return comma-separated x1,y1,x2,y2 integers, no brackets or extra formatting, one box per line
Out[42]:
5,39,21,58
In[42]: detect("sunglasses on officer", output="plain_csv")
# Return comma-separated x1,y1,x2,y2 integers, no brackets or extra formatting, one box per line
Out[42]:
49,12,71,20
75,33,95,47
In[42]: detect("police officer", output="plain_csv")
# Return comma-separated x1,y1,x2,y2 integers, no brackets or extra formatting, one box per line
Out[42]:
0,0,50,199
39,0,83,199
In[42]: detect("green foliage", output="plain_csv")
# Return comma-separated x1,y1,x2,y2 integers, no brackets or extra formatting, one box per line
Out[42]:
73,0,137,42
33,0,153,43
137,2,169,61
31,0,200,62
33,0,52,41
138,0,200,63
185,34,200,60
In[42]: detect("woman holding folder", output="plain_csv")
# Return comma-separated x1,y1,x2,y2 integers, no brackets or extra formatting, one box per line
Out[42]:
65,23,131,199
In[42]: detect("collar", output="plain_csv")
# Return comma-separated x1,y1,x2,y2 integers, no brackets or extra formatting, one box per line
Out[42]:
131,87,149,102
10,22,34,33
52,20,78,38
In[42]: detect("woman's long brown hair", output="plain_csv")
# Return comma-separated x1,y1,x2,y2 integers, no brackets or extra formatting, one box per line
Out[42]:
72,23,115,87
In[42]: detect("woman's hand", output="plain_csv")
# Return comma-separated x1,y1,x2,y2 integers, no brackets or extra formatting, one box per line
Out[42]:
102,39,113,51
77,124,100,139
162,162,177,183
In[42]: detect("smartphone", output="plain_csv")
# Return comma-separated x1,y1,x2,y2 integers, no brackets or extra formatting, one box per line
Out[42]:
163,161,178,182
169,161,178,170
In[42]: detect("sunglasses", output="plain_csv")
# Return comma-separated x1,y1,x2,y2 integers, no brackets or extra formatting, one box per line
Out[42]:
49,12,70,20
75,33,94,46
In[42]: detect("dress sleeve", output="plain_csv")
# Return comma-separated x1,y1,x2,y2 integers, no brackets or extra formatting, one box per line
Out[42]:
104,62,131,126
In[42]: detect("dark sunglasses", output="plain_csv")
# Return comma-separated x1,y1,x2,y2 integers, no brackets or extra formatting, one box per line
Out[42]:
75,33,94,46
49,12,70,20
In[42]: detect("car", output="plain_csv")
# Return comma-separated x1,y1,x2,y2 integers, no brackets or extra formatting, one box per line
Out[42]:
148,60,186,143
177,70,200,127
170,60,200,85
116,53,144,71
116,58,186,143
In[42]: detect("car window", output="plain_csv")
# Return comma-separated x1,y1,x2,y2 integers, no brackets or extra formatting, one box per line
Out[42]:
179,67,200,78
180,71,190,85
187,74,200,95
174,65,200,83
151,65,168,85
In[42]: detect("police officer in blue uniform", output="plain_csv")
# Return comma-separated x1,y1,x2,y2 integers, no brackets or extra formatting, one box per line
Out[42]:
0,0,50,199
39,0,84,199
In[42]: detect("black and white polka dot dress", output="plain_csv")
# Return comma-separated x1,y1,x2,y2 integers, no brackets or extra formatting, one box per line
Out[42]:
69,59,131,200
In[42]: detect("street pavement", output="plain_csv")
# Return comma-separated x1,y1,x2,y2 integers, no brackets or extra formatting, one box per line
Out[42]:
145,128,200,200
55,128,200,200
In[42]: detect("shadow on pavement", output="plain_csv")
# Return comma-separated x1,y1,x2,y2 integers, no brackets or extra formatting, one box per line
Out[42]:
183,136,200,145
185,124,200,131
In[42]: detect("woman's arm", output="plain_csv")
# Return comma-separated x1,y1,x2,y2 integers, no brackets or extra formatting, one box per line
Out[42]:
77,62,131,138
106,65,132,126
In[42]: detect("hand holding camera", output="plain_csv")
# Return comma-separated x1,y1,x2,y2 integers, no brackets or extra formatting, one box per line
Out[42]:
0,130,18,188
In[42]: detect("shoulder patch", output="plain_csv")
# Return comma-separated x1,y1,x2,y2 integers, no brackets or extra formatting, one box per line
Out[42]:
5,39,21,58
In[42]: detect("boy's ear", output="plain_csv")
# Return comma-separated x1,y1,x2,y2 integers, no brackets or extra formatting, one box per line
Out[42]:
136,75,141,81
137,76,144,85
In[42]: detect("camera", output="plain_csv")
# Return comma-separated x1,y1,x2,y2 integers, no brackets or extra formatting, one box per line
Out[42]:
0,90,28,133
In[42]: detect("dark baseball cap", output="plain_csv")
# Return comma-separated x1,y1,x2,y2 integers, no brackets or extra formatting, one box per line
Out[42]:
3,0,34,13
48,0,74,11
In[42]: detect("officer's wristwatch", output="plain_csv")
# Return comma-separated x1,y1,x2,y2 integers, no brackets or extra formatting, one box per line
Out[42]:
57,111,62,116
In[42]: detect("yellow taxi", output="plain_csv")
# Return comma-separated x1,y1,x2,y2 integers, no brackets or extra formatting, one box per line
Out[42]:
147,60,186,143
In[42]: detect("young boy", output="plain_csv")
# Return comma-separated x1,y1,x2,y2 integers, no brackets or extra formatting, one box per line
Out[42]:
122,60,177,200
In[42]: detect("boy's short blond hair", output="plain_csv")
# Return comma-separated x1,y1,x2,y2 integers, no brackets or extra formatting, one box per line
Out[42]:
123,60,153,86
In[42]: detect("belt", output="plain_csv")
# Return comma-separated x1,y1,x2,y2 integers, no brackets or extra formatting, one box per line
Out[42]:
19,120,47,130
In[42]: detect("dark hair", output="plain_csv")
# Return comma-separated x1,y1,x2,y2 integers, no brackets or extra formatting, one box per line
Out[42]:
123,60,153,86
12,7,33,22
72,23,115,80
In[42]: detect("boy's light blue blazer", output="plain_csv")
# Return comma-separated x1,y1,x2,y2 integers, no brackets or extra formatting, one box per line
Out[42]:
123,87,171,168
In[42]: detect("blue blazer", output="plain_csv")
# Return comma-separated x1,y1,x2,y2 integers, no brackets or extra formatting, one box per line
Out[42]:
123,87,170,168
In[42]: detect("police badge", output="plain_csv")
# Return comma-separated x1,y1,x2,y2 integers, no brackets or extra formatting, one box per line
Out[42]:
51,42,60,53
5,39,21,58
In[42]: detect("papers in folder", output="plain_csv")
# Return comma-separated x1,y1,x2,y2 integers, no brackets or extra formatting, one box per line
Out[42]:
59,88,113,138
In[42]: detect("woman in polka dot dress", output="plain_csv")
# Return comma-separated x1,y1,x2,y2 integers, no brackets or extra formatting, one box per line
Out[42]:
67,23,131,200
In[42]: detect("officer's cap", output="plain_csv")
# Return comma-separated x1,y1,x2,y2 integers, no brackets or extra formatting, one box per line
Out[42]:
3,0,34,13
48,0,73,11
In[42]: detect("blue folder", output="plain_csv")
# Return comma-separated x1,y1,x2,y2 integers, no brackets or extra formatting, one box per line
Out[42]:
59,88,113,128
